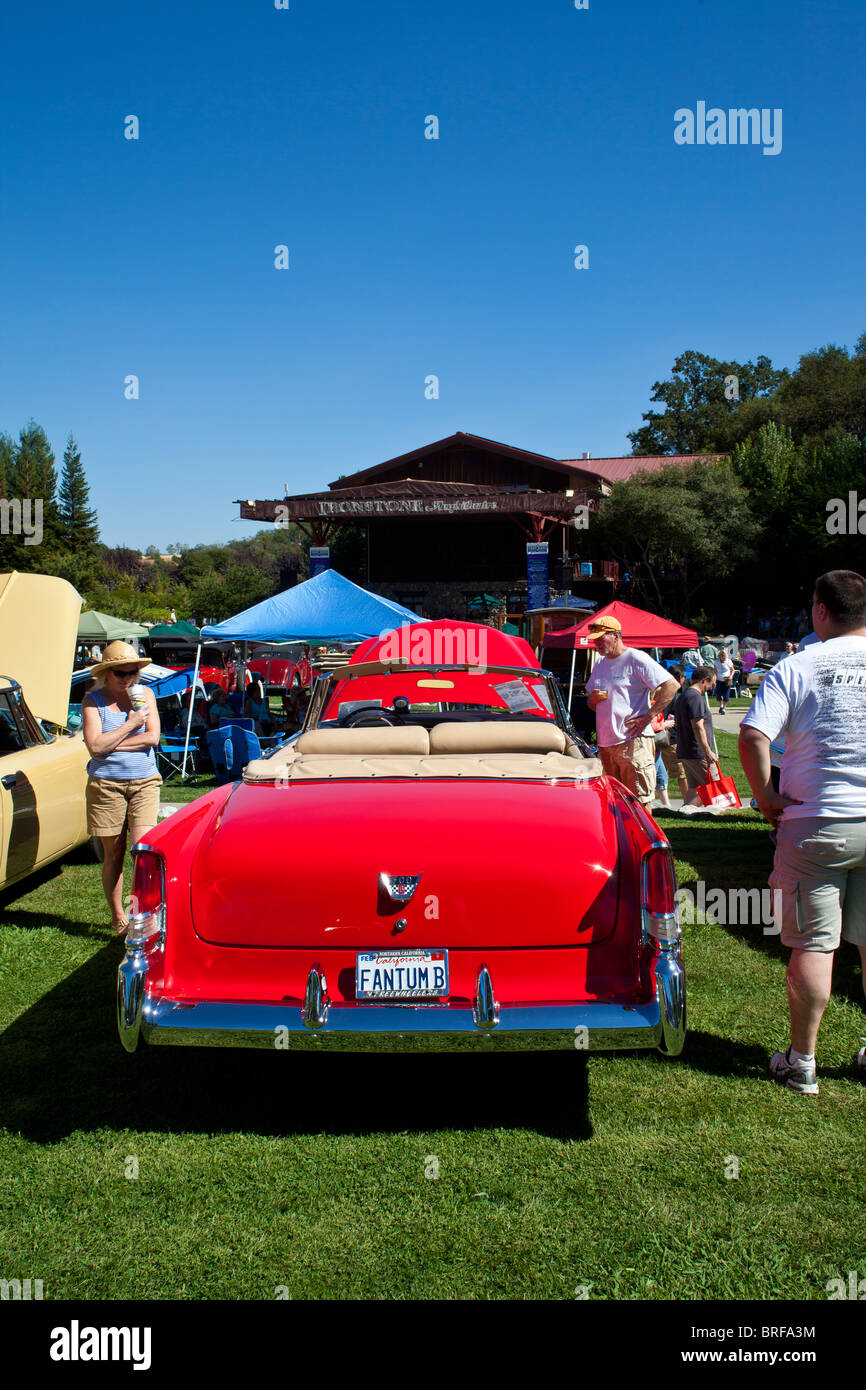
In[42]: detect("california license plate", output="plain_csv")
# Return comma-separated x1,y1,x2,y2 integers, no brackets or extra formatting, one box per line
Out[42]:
356,949,448,1001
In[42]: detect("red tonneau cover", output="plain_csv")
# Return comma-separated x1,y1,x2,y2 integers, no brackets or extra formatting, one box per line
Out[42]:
349,620,539,670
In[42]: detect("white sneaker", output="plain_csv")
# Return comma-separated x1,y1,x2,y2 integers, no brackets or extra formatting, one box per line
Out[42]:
769,1048,819,1095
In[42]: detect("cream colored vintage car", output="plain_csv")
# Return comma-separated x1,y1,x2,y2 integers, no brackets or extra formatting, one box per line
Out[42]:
0,572,90,890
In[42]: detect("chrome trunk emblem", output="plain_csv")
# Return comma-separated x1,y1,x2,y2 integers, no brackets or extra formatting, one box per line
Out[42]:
379,872,422,905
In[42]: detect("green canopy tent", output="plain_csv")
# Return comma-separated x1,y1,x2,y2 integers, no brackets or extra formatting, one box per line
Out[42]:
147,619,201,640
77,610,149,641
466,593,504,609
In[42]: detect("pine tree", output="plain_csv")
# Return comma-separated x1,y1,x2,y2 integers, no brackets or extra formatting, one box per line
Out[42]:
0,433,14,570
12,421,64,556
58,434,100,550
0,433,11,497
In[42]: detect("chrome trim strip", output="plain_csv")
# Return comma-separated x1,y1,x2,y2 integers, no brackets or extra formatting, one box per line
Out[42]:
473,965,499,1029
117,950,148,1053
137,985,684,1054
303,964,329,1029
655,949,686,1056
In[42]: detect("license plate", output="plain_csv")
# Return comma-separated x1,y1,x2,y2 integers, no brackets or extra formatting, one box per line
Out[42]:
356,949,448,1001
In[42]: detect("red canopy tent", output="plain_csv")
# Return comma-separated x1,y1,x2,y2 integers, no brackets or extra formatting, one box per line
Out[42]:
544,601,697,651
542,602,698,706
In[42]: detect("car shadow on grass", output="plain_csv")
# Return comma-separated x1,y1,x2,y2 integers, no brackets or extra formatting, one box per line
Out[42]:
0,942,594,1144
0,906,108,941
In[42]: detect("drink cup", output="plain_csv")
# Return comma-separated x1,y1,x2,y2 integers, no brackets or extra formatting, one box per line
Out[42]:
130,684,147,714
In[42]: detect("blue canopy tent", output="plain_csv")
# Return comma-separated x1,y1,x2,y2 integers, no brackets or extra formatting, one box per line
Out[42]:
199,570,422,644
181,571,424,777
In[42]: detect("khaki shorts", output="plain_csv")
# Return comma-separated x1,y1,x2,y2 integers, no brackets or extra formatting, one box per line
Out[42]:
660,744,685,784
86,775,162,838
598,736,657,807
769,816,866,952
680,755,716,793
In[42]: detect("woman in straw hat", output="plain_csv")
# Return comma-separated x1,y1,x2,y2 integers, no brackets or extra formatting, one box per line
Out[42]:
81,641,162,933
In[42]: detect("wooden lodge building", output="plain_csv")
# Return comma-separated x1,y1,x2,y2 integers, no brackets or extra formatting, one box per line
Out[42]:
238,432,718,619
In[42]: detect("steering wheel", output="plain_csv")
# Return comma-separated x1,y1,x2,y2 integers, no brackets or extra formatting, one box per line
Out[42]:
340,706,400,728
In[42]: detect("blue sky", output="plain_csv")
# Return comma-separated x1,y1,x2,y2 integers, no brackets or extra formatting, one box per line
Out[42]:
2,0,864,549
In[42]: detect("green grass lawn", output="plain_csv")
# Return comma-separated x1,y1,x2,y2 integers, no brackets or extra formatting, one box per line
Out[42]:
1,734,864,1300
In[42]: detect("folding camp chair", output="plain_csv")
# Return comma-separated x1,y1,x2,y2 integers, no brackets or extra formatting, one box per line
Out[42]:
158,732,199,782
205,725,261,783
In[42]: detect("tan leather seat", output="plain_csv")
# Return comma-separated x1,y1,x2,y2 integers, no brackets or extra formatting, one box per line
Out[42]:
428,720,567,755
295,726,430,756
243,750,603,782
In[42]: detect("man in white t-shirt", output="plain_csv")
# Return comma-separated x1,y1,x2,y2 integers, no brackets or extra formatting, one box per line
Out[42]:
739,570,866,1095
584,615,677,810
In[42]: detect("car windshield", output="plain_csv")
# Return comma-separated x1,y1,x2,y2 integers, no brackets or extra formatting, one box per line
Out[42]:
322,667,558,725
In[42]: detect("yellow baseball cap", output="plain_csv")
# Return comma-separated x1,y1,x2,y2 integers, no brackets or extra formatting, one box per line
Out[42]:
587,616,622,633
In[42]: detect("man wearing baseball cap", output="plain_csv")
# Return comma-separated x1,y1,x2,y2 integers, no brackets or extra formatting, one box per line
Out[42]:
584,615,678,810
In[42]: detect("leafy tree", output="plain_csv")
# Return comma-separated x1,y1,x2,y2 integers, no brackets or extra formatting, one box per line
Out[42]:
102,546,144,581
58,435,100,550
187,563,272,624
730,422,866,612
776,339,866,445
627,350,787,455
731,420,799,509
596,460,761,618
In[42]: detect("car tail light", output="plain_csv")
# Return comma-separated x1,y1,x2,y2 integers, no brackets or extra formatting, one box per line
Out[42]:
641,844,680,949
127,849,165,950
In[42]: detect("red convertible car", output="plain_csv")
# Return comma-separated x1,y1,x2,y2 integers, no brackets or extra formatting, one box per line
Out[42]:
118,622,684,1055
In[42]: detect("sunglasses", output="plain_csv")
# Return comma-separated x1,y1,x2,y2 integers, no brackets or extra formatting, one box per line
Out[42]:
110,668,140,678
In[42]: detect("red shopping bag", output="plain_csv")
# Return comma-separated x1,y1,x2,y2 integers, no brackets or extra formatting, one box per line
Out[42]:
697,772,742,810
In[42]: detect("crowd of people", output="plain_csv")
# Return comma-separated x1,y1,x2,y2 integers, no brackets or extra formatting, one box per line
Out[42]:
172,677,310,738
584,570,866,1095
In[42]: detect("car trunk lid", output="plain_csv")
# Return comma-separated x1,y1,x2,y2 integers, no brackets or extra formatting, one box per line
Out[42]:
190,777,620,950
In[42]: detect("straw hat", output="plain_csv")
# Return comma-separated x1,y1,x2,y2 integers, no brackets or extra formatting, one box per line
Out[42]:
90,640,150,679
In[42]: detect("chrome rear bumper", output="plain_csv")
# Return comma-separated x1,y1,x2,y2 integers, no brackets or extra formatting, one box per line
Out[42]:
119,951,685,1055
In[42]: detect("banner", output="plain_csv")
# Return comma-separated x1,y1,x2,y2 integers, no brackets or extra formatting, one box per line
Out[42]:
309,547,330,577
526,542,549,610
